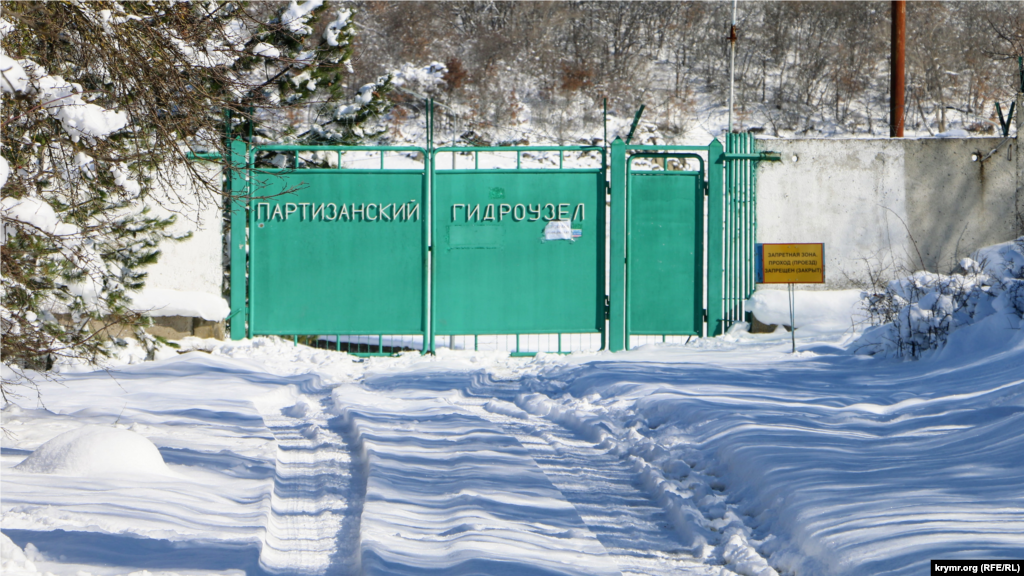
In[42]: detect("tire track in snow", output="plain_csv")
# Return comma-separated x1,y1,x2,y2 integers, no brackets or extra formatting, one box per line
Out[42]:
505,389,780,576
257,390,363,576
468,398,717,576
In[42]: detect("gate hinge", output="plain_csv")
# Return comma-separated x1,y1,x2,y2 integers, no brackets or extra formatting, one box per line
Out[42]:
604,295,610,320
703,309,708,322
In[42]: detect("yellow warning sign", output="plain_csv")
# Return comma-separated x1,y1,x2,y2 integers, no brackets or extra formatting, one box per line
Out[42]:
757,243,825,284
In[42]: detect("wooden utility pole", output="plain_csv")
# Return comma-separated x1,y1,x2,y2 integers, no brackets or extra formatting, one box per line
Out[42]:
890,1,906,137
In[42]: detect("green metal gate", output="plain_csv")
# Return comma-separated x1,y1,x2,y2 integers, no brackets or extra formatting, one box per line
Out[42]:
233,145,429,349
625,152,705,343
227,134,765,353
429,147,606,354
608,139,726,350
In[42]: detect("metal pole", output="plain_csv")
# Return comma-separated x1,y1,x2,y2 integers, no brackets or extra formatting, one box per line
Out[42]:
728,0,738,133
890,1,905,138
789,283,796,353
609,138,627,351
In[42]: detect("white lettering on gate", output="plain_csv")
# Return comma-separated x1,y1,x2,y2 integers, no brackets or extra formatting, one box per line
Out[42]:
451,203,587,224
254,200,421,224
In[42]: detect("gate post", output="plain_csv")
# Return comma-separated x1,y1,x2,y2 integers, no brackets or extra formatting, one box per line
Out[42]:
228,138,248,340
609,138,627,351
706,139,725,336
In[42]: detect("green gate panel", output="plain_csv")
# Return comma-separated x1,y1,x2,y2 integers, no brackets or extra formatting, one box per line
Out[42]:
627,171,704,335
249,169,426,335
432,169,605,335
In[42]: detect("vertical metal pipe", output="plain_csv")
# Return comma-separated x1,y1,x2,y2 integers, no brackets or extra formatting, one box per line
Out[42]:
735,141,741,323
743,140,749,300
724,140,729,329
428,149,436,354
728,0,738,133
724,138,731,327
789,283,796,353
738,138,744,316
706,139,725,336
246,144,255,339
736,139,743,319
890,1,906,138
744,136,752,304
728,135,736,326
748,138,755,299
609,138,627,351
229,139,248,341
740,141,746,317
733,141,739,326
625,159,633,345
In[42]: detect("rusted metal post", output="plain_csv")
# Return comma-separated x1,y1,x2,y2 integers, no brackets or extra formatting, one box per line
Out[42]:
890,1,906,138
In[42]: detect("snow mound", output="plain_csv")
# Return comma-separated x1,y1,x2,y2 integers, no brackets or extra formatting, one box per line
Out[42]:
854,237,1024,357
129,287,229,321
0,533,36,574
15,425,172,477
746,289,866,332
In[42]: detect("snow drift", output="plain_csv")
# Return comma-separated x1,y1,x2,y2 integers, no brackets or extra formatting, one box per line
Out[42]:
855,237,1024,357
16,425,172,477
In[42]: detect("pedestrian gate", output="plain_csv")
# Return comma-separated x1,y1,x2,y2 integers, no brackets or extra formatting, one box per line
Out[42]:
625,153,704,340
228,136,765,353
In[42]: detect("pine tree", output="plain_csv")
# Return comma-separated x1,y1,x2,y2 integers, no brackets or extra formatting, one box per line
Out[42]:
1,1,392,396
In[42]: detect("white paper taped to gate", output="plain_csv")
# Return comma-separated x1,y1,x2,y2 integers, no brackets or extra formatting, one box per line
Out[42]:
543,220,573,241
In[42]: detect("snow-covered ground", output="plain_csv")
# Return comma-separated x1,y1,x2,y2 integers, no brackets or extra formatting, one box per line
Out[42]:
3,312,1022,575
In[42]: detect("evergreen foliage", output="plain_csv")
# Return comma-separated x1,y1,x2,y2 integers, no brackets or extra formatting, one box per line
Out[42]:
1,1,392,394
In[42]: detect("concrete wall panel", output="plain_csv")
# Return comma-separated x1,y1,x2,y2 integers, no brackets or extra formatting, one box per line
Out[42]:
144,161,224,298
756,137,1019,289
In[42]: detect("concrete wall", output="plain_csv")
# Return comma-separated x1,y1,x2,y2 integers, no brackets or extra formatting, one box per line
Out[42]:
756,136,1021,289
138,161,227,340
144,161,224,297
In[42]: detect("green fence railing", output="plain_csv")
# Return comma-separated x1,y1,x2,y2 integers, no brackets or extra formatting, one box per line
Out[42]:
721,133,780,333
